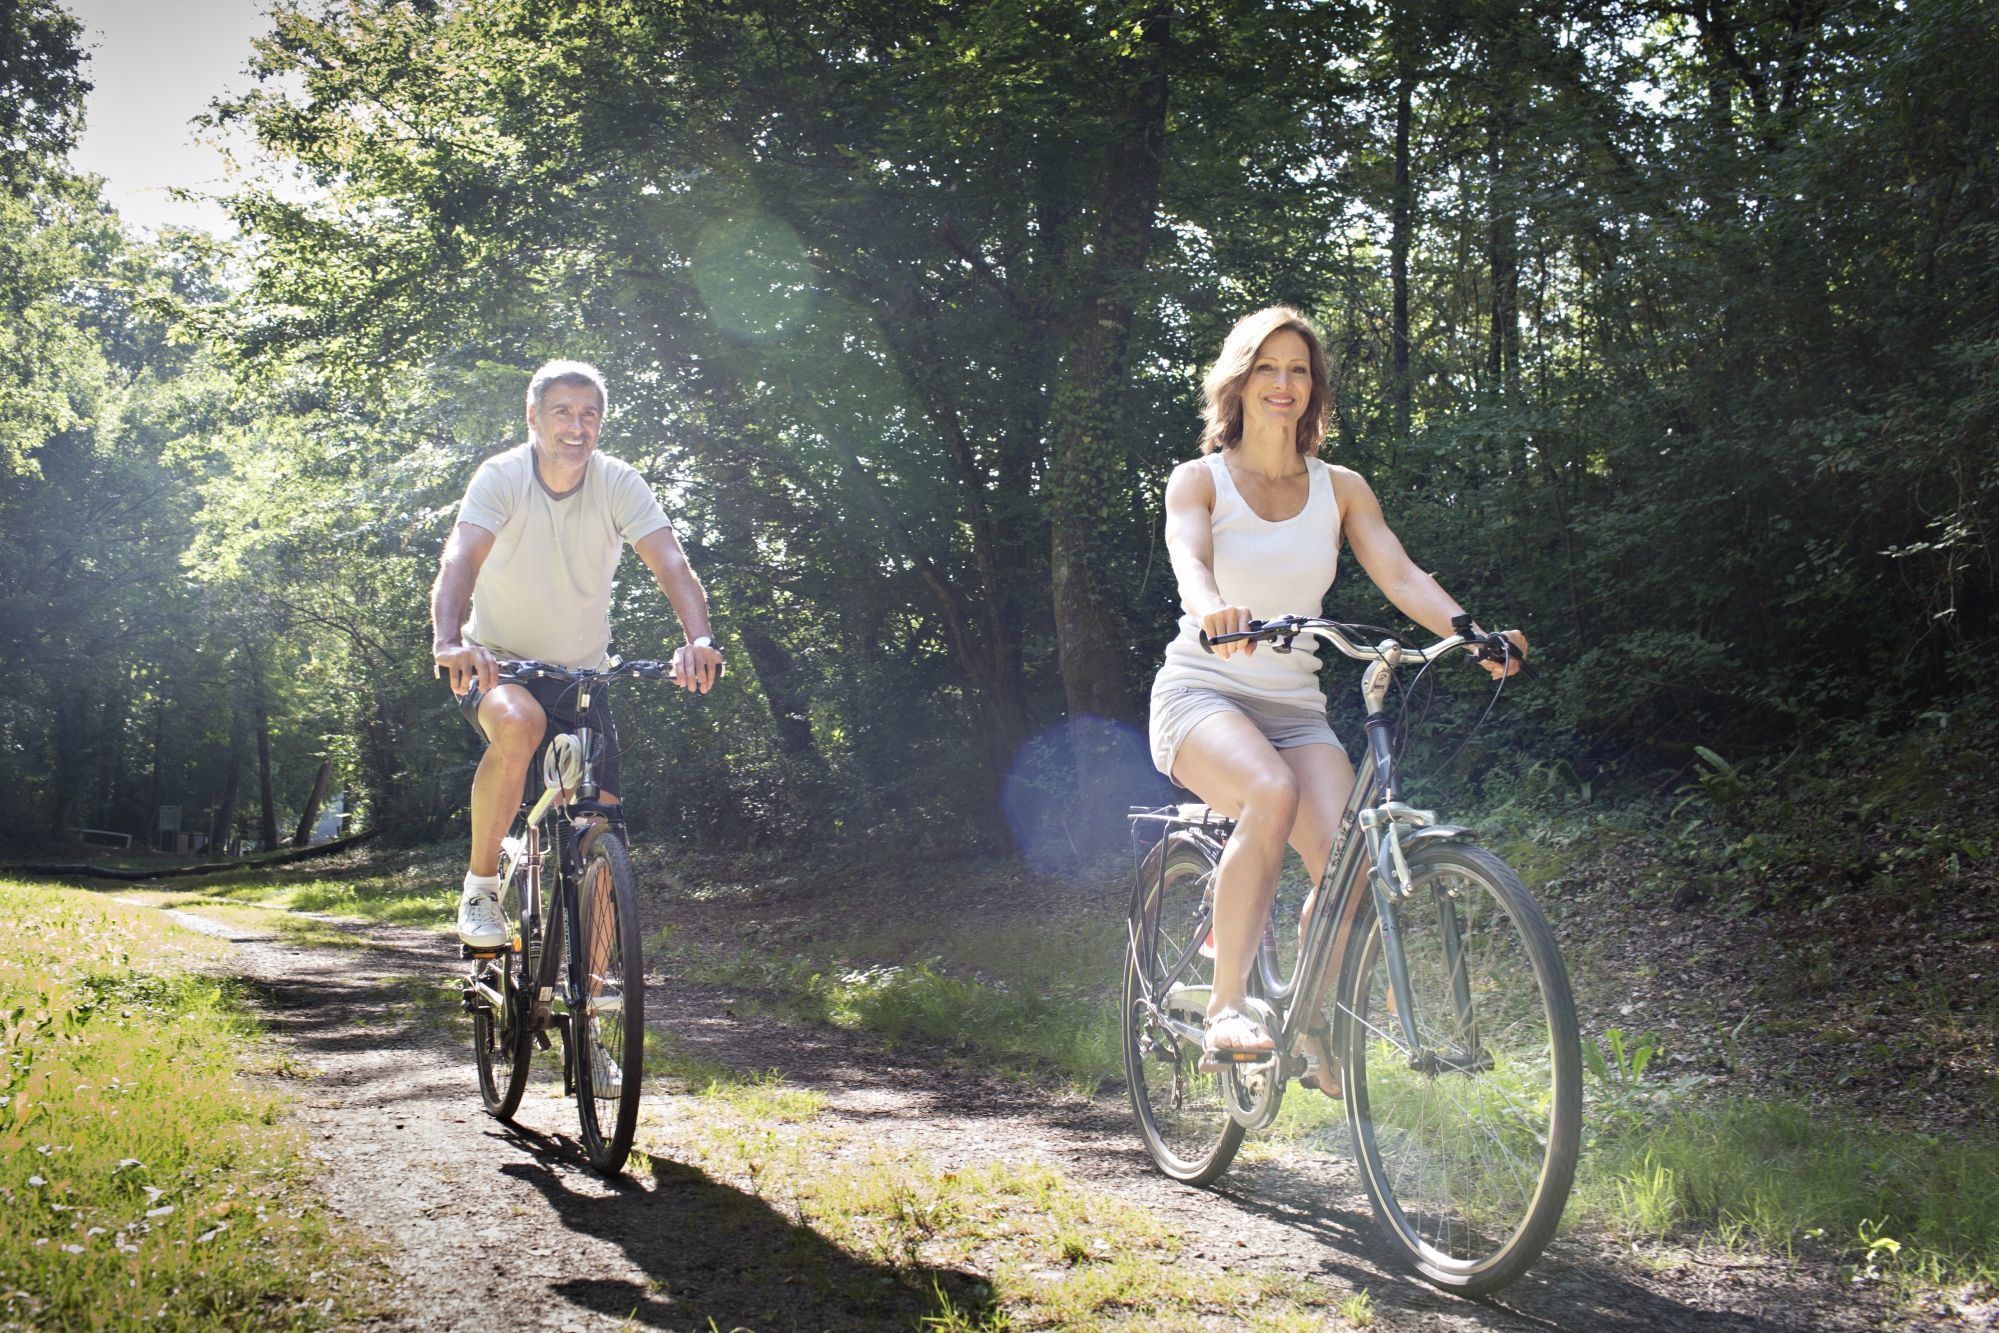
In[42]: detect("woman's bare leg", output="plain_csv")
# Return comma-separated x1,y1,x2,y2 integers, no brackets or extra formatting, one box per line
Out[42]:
1280,743,1357,1096
1169,712,1299,1049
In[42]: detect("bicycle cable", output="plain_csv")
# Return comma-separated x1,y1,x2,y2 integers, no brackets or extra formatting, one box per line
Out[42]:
1393,633,1516,799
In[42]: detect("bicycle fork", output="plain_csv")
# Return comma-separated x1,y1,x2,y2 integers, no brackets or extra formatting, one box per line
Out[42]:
1354,815,1490,1074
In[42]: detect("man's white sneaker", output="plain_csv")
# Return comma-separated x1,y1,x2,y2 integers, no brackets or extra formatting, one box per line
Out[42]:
457,892,508,949
588,1021,623,1099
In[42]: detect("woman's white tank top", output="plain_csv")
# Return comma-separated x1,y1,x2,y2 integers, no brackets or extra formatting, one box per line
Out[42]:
1151,450,1341,708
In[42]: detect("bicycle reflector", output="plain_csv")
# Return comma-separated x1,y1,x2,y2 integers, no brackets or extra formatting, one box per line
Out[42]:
542,733,586,791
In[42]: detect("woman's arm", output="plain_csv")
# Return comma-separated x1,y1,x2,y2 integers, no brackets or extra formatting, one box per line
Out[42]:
1163,459,1259,658
1334,467,1526,676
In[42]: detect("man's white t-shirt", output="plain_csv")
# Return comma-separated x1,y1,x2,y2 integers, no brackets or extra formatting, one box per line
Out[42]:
454,442,672,669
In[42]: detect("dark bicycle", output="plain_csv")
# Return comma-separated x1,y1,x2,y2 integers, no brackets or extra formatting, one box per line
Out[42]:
1122,615,1581,1296
460,656,711,1174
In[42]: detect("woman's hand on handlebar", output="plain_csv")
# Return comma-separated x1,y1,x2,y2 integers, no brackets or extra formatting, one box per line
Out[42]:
1198,604,1258,658
434,642,499,695
671,640,725,694
1475,629,1529,680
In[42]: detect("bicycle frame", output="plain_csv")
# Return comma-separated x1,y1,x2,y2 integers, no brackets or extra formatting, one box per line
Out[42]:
471,668,631,1080
1130,626,1487,1077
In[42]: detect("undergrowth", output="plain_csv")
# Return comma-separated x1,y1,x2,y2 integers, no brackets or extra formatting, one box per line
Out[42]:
0,880,372,1328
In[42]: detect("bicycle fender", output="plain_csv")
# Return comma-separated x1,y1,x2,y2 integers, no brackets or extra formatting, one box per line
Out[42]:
1401,824,1480,852
573,819,624,861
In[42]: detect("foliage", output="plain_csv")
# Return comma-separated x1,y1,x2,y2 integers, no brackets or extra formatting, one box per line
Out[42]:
3,0,1997,854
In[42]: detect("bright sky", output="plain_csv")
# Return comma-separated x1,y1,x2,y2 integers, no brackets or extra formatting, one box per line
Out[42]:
66,0,279,236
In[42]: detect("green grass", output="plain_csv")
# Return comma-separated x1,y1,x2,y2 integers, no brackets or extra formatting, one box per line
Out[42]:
656,919,1125,1091
1581,1098,1999,1287
159,847,460,931
0,879,372,1328
639,1088,1316,1330
680,947,1122,1090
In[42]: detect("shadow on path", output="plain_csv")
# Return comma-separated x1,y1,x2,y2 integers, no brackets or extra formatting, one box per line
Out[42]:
496,1122,993,1332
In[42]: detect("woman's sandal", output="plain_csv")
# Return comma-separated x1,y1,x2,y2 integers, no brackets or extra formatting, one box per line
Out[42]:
1296,1022,1343,1100
1198,1006,1276,1073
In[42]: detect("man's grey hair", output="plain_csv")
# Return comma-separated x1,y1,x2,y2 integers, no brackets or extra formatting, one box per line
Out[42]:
526,359,609,416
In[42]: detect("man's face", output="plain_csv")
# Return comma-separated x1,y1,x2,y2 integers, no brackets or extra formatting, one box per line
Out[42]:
528,381,604,472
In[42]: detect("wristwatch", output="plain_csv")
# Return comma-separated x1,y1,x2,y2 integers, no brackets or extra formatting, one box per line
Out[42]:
691,635,718,651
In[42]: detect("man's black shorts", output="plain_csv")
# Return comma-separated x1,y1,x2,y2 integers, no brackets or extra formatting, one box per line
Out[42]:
454,675,623,797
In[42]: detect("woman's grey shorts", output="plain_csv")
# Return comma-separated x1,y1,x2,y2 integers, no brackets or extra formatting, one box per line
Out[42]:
1147,685,1341,782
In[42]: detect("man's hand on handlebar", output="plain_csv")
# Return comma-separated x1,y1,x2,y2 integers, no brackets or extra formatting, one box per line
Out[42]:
671,641,725,694
434,642,499,695
1198,604,1259,659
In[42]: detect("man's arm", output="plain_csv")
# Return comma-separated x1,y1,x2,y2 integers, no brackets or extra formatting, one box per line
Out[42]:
633,525,724,694
432,521,500,694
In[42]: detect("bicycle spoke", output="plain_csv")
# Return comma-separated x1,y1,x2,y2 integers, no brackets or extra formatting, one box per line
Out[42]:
1124,834,1243,1185
1342,844,1579,1294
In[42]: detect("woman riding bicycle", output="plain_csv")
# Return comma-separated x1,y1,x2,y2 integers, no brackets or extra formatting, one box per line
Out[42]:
1147,306,1526,1080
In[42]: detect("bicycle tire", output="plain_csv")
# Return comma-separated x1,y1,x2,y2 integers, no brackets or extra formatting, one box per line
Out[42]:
571,825,644,1175
472,874,534,1120
1334,842,1580,1296
1123,832,1245,1185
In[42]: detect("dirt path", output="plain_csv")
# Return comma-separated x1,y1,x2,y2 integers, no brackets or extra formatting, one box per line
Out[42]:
167,904,1896,1332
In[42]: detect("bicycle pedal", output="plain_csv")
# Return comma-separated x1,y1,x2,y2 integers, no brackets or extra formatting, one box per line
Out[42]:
460,944,505,960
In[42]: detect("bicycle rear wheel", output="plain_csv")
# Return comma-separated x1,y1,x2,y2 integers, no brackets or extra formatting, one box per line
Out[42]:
1335,842,1580,1296
571,825,644,1175
472,877,533,1120
1123,833,1245,1185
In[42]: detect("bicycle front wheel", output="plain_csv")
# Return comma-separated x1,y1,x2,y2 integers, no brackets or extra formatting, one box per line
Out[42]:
572,826,644,1175
472,881,533,1120
1335,842,1580,1296
1123,833,1245,1185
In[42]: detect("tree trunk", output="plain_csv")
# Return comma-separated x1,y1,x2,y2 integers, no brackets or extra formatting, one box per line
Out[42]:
97,692,126,834
146,697,166,850
1045,1,1171,728
1484,10,1522,398
255,701,279,851
1390,56,1414,444
212,719,243,854
52,692,88,835
292,757,334,848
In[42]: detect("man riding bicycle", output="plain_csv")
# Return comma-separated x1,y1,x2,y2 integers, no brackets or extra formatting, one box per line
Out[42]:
430,359,724,949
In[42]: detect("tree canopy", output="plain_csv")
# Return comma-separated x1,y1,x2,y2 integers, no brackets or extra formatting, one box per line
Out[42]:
5,0,1995,855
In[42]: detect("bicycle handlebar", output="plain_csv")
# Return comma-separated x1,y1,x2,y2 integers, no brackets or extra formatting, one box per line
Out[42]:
1198,615,1532,676
492,657,725,685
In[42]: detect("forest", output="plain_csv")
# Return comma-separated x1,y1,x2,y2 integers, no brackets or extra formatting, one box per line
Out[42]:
3,0,1994,859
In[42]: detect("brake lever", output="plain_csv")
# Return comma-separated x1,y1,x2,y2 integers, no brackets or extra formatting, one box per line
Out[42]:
1474,642,1542,681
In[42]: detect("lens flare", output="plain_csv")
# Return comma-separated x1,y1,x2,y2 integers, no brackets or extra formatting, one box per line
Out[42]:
689,213,817,340
1001,715,1173,879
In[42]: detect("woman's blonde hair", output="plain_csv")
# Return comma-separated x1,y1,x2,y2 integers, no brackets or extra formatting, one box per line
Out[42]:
1199,306,1330,455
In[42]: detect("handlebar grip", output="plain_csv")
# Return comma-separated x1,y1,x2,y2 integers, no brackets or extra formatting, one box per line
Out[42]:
1199,618,1267,654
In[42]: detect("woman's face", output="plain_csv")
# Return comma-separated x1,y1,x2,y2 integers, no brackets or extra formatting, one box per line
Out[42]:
1244,328,1312,437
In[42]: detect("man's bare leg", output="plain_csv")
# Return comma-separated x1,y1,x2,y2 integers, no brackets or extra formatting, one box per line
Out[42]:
467,686,547,876
459,686,547,947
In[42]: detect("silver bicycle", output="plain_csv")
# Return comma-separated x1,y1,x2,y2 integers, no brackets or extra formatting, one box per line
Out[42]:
1122,615,1580,1295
